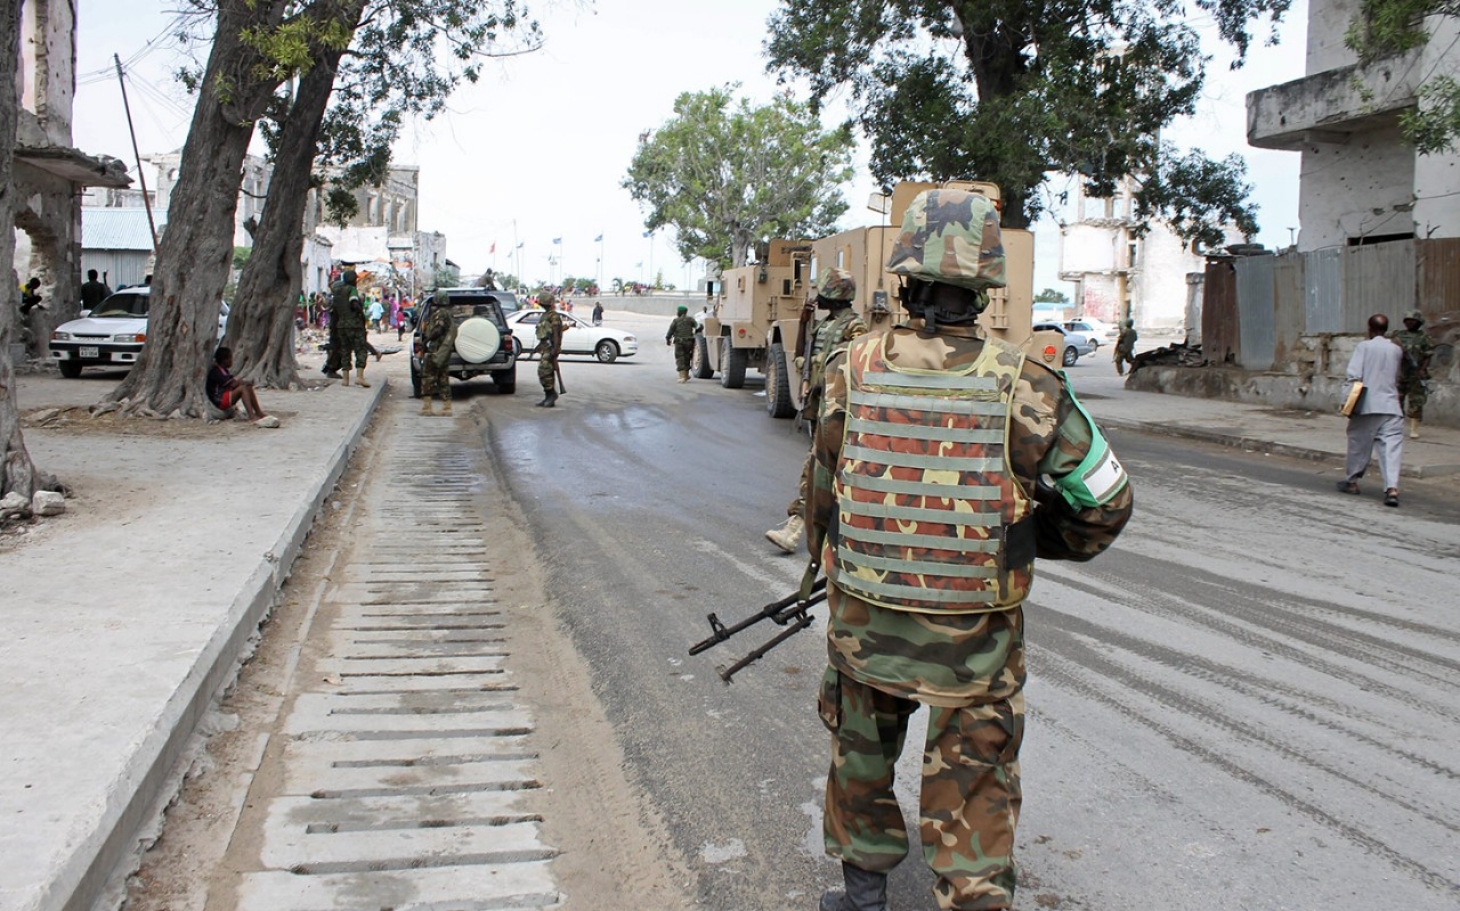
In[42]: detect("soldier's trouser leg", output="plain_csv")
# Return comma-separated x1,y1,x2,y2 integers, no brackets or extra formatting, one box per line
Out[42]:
823,672,1025,910
675,340,694,373
788,448,813,517
1399,380,1427,421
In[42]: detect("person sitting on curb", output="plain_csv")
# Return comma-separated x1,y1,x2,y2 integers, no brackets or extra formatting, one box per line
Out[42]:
207,346,279,428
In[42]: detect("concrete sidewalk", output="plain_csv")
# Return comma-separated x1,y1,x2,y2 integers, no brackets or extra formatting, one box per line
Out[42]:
0,358,1454,911
1,372,384,911
1081,384,1460,479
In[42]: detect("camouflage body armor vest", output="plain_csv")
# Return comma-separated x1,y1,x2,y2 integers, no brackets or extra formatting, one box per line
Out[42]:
830,333,1035,614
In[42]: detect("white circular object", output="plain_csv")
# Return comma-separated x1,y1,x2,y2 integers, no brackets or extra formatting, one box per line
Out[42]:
455,317,501,363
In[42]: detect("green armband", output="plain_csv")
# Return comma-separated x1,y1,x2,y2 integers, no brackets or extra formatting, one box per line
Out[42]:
1052,377,1129,509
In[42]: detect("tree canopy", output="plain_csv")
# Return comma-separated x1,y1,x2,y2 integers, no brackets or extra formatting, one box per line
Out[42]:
623,86,854,268
764,0,1288,248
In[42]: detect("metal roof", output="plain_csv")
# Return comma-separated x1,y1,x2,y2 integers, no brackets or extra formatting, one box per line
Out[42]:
81,208,163,252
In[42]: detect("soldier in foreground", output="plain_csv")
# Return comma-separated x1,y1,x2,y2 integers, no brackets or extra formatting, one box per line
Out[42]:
666,304,698,383
419,300,457,416
1390,309,1434,440
806,189,1133,911
534,292,565,407
766,268,866,553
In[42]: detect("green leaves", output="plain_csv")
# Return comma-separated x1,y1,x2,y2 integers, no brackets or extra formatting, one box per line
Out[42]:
766,0,1288,241
624,86,853,268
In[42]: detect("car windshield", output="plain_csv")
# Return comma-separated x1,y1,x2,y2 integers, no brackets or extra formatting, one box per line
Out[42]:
91,292,148,318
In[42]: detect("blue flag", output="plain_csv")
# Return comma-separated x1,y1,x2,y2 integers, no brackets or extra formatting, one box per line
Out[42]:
642,230,652,238
552,237,562,245
594,234,603,242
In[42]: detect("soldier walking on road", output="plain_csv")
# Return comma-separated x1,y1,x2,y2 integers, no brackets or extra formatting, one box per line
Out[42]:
534,291,565,407
766,268,866,553
806,189,1133,911
330,270,371,388
666,305,698,383
419,302,457,416
1390,309,1434,440
1114,317,1138,375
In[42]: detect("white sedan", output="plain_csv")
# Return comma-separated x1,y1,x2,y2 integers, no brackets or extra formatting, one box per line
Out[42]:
506,310,638,363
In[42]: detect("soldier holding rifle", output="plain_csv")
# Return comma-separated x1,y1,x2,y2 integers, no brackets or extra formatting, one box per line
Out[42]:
806,188,1133,911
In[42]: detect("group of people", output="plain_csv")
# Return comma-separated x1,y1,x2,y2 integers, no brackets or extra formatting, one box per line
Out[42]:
1336,309,1435,508
751,188,1134,911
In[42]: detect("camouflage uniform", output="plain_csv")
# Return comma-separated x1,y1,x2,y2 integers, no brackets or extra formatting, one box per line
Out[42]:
667,309,698,377
1114,319,1138,375
1390,309,1434,423
808,189,1133,911
535,304,565,404
785,296,867,520
420,306,457,406
331,275,369,369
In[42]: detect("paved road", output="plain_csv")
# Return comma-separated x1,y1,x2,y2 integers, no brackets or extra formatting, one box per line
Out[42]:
486,314,1460,911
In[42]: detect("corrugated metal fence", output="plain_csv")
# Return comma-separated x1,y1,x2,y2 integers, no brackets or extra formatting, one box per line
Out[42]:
1202,239,1460,369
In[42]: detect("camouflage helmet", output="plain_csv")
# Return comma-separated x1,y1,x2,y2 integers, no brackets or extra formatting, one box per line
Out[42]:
817,267,856,304
342,269,357,285
539,290,556,307
1403,308,1424,325
886,189,1006,292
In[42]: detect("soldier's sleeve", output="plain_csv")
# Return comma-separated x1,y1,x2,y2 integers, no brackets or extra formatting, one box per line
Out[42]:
1011,363,1133,561
804,348,849,560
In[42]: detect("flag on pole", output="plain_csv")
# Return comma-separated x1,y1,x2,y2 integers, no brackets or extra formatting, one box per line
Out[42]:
489,242,496,254
642,230,652,238
516,242,524,250
594,234,603,243
552,237,562,245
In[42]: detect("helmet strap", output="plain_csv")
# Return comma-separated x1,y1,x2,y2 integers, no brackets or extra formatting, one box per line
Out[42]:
901,280,984,329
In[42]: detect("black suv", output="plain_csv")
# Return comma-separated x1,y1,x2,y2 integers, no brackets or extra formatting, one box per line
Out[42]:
410,288,519,396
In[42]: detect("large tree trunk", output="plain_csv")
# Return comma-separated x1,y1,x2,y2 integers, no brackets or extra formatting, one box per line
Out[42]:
0,0,57,500
226,50,346,388
106,0,287,416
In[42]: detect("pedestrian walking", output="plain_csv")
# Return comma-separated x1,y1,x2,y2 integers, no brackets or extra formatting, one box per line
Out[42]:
1390,309,1434,440
1337,313,1405,507
534,291,565,407
666,305,697,383
1114,318,1137,375
592,300,604,326
806,188,1133,911
765,268,865,554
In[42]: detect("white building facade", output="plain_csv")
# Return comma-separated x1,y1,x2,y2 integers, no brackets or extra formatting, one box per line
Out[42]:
1247,3,1460,248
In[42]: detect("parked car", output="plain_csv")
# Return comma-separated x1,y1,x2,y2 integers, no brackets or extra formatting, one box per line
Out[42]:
409,288,518,397
51,287,229,378
1032,322,1096,367
505,309,638,363
1063,317,1119,349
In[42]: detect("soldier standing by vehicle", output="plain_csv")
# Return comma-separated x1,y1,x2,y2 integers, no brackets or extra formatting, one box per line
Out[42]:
666,305,698,383
1114,317,1138,375
766,268,866,553
1390,309,1434,440
419,302,457,416
806,189,1133,911
534,292,565,407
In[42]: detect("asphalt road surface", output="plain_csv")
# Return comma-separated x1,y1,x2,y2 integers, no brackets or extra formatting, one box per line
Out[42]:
476,312,1460,911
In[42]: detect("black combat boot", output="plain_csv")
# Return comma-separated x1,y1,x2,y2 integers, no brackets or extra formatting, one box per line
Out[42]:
536,392,551,407
543,391,558,408
819,862,888,911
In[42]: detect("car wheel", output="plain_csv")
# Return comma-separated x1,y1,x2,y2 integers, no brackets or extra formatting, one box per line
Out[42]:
491,365,516,393
410,362,422,398
1062,345,1079,367
595,339,619,363
720,336,747,389
691,334,713,379
59,360,83,379
766,342,794,419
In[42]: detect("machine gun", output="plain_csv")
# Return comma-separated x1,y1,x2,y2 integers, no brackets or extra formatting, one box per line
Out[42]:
689,577,828,683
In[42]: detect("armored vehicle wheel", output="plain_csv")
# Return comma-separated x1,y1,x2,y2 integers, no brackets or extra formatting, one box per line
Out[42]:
691,334,713,379
59,360,83,379
766,342,794,419
720,336,747,389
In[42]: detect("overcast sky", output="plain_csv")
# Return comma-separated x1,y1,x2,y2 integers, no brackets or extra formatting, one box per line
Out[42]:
73,0,1309,294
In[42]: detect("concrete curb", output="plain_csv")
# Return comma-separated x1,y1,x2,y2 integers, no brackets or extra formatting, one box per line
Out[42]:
65,380,388,911
1099,415,1458,479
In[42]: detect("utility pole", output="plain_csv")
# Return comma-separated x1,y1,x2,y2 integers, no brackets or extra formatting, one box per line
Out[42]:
114,54,159,255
